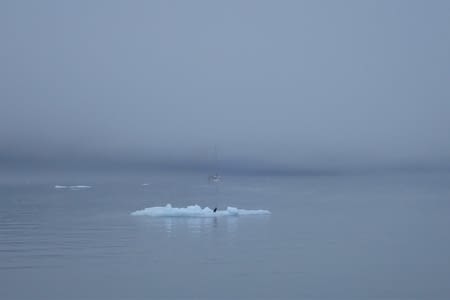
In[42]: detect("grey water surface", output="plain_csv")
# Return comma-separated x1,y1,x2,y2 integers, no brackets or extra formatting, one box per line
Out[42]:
1,171,450,299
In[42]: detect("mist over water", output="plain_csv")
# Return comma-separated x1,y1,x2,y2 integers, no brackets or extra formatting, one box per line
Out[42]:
1,0,450,172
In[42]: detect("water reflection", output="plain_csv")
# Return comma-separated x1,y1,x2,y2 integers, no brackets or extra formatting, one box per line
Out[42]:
162,216,224,235
134,215,245,237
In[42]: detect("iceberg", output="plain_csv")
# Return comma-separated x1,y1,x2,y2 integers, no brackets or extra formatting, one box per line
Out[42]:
131,204,271,217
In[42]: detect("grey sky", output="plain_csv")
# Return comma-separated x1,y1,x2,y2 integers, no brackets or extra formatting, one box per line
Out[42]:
1,0,450,172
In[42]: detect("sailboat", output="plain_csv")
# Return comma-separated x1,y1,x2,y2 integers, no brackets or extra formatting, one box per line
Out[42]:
208,146,221,183
208,173,221,183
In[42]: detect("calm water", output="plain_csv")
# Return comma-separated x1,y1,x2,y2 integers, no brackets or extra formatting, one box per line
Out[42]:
1,171,450,299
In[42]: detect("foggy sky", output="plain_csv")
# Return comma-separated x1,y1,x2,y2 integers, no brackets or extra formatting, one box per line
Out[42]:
1,0,450,172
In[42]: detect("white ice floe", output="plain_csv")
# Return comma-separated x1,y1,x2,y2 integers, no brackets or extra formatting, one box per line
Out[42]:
131,204,271,217
54,185,92,189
